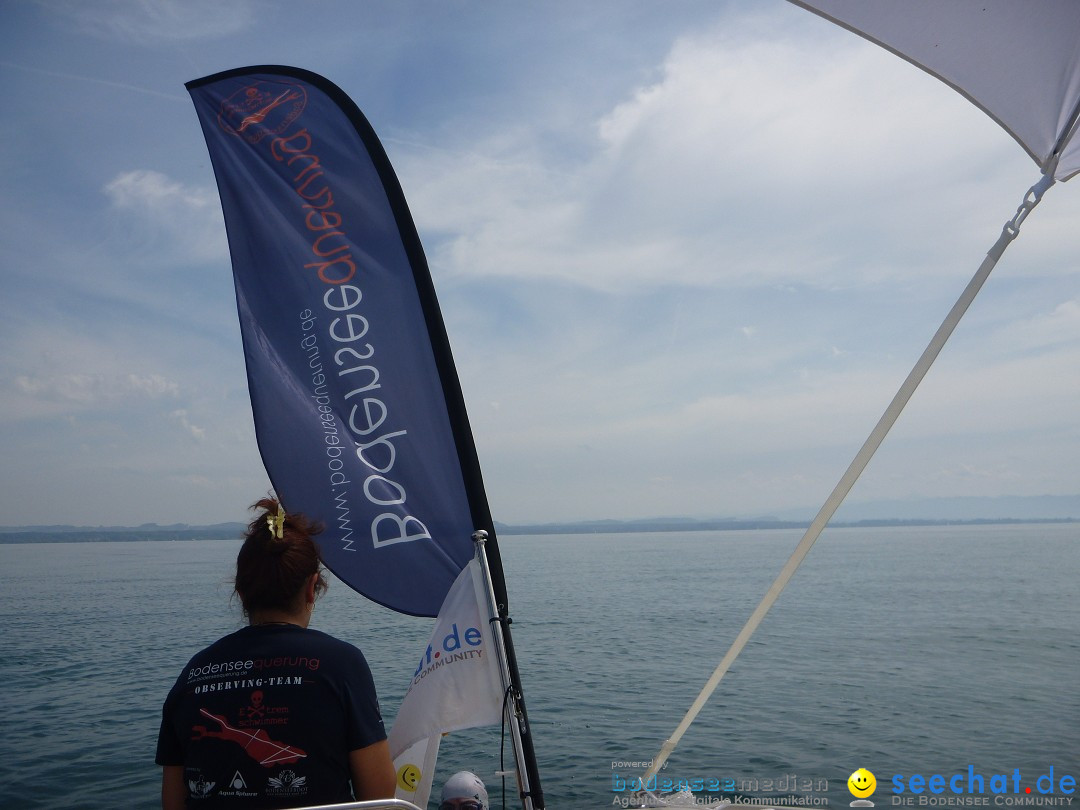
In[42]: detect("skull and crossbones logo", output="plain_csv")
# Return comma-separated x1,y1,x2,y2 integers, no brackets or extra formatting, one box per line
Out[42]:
245,690,266,720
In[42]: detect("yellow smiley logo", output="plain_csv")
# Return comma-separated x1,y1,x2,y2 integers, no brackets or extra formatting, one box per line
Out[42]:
396,763,421,792
848,768,877,798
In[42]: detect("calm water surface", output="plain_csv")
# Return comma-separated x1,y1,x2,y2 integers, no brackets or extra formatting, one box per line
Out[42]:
1,524,1077,809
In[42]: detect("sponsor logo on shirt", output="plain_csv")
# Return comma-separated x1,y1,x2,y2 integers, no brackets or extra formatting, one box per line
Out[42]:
187,775,216,799
266,769,309,799
215,770,258,800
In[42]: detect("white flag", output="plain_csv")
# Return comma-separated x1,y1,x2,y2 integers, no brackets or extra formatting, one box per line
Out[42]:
392,734,440,806
389,559,505,802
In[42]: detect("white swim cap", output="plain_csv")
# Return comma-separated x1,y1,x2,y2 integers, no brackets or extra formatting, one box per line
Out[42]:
441,770,488,809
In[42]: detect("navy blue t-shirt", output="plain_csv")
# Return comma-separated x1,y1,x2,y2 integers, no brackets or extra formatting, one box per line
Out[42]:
156,624,386,808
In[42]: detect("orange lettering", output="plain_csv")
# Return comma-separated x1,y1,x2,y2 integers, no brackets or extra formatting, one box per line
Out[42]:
288,152,321,182
312,231,350,257
270,128,312,160
305,210,342,232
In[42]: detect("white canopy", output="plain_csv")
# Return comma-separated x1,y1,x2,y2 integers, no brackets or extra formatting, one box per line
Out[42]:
791,0,1080,180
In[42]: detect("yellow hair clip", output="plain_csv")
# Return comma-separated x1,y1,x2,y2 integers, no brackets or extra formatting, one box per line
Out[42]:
267,503,286,539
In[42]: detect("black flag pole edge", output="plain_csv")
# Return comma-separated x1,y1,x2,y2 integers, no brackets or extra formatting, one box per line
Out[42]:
187,65,546,809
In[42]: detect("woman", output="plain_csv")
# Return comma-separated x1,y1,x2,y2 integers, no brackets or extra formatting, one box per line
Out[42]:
155,497,396,808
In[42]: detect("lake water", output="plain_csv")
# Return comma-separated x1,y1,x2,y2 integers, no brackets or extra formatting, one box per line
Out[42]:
1,523,1077,809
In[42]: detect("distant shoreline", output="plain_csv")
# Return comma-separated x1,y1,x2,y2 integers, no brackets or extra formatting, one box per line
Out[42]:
1,516,1076,544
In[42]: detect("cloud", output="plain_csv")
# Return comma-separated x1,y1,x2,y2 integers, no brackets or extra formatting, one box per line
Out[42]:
1012,297,1080,351
0,315,205,425
401,17,1029,294
14,372,179,405
127,373,182,397
169,409,206,441
103,169,227,264
105,170,211,210
44,0,254,42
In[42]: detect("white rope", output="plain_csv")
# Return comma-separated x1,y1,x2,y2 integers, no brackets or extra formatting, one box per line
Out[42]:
642,172,1055,784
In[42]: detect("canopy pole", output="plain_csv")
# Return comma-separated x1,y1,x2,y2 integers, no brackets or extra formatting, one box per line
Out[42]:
641,172,1055,784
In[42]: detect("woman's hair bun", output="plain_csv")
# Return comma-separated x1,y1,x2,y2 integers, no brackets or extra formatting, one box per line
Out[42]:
234,494,327,615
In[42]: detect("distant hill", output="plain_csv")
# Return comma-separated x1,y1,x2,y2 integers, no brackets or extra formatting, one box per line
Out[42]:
0,523,246,543
495,495,1080,535
1,495,1077,543
772,494,1080,523
495,515,1077,536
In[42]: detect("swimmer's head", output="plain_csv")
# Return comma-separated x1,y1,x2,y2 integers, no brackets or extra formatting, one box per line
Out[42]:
440,770,488,810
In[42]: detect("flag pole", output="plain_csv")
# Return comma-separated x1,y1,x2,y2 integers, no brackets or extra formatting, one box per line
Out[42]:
474,530,546,810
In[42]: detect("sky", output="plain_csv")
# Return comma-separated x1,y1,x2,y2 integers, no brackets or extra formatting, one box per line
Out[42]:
2,0,1078,527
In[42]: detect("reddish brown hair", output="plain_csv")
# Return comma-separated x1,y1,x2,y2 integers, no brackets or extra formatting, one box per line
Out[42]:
235,496,328,615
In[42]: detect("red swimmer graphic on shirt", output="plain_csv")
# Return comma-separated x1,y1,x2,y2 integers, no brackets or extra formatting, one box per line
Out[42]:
192,708,307,766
